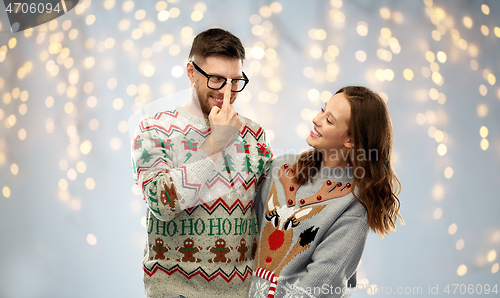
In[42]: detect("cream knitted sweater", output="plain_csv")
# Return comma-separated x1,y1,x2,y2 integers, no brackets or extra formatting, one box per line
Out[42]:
132,107,273,298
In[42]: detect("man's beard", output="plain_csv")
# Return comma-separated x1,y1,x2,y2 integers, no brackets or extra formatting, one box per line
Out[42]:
193,84,236,117
194,84,212,117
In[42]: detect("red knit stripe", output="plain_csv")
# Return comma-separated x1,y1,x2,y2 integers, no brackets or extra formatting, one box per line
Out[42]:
255,267,277,298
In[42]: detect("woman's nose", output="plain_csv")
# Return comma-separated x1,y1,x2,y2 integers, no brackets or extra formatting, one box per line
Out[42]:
312,113,321,126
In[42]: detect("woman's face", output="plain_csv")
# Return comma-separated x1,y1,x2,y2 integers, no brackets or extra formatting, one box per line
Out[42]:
307,92,352,154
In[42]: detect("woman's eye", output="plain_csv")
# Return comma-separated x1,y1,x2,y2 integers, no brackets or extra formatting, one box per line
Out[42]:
326,119,332,124
321,108,324,113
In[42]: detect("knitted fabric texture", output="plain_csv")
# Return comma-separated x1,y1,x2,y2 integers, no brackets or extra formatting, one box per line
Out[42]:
254,267,278,298
249,154,369,298
132,107,273,298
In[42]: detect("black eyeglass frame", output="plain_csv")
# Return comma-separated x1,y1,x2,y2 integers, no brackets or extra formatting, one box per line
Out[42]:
189,60,249,92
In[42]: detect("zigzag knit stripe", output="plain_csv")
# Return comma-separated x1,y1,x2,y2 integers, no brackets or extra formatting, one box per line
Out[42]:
139,121,266,142
139,122,211,139
239,125,265,141
136,165,203,201
135,158,172,175
152,110,179,119
137,170,260,205
184,198,253,215
255,267,277,298
143,263,253,282
204,172,258,191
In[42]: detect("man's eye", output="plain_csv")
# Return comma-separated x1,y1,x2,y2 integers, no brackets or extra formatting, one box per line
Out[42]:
211,76,225,83
321,108,324,113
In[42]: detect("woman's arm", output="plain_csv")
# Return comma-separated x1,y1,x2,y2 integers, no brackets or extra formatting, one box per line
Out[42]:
294,209,369,298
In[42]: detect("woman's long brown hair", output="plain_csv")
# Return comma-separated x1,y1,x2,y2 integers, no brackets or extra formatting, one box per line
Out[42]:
293,86,403,237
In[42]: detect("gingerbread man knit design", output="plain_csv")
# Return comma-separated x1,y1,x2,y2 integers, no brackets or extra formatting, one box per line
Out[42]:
251,238,258,260
207,238,233,263
150,238,170,260
235,238,248,262
160,178,178,212
175,238,202,263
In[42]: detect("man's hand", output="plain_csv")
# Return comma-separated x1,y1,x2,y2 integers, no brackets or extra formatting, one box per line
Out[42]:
208,82,242,129
201,83,242,158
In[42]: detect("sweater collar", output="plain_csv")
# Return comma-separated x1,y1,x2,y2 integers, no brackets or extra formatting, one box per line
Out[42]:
176,106,210,127
320,165,353,181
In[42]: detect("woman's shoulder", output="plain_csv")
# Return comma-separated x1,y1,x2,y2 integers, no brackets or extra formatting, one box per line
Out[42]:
271,154,299,167
342,193,368,218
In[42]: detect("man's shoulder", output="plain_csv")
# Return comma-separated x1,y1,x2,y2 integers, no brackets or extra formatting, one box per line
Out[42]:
151,107,182,121
239,114,261,128
239,115,267,140
139,107,181,125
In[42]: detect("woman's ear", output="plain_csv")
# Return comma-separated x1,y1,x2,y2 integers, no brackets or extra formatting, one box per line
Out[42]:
344,136,353,148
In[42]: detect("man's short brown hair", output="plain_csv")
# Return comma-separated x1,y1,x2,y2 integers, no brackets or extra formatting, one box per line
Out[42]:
188,28,245,63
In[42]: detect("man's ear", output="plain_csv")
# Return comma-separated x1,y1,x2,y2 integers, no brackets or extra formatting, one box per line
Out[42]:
187,62,195,83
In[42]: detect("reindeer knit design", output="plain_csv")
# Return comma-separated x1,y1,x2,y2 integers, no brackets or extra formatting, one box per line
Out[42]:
249,155,369,298
132,107,272,298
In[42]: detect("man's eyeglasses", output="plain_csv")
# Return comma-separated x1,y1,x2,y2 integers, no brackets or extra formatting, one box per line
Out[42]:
190,60,249,92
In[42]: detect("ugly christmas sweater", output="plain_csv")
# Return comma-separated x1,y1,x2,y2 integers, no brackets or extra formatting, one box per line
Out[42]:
132,107,273,298
249,154,368,298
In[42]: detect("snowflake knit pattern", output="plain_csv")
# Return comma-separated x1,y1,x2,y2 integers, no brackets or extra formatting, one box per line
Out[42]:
132,107,273,298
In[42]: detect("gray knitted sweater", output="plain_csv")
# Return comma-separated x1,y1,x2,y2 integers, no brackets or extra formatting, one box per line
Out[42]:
248,154,369,298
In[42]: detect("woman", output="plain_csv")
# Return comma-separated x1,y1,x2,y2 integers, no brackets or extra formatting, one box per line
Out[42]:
248,86,403,298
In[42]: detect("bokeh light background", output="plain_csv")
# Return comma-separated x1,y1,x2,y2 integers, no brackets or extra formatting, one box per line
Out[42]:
1,0,499,297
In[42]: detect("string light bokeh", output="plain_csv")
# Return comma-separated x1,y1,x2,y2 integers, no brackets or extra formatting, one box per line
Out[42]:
0,0,499,297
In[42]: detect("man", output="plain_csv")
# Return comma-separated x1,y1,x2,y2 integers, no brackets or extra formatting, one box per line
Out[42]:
132,28,273,298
